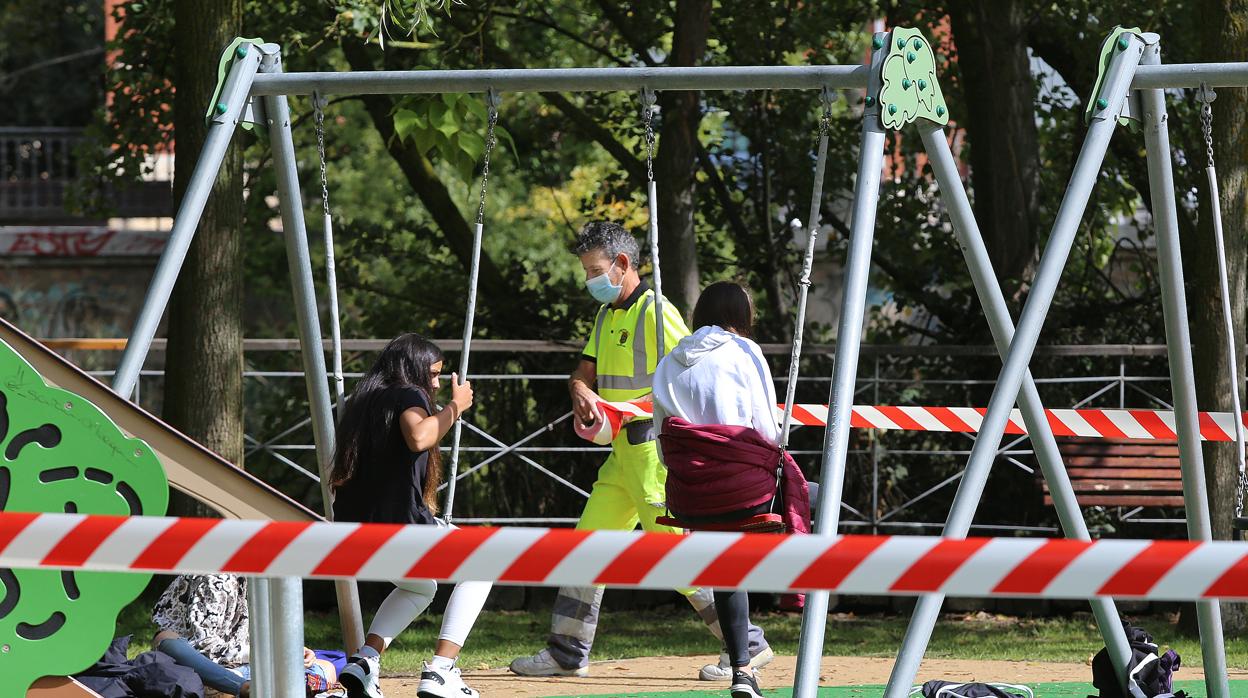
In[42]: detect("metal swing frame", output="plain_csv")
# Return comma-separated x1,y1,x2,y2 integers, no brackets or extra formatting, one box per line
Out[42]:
106,29,1242,698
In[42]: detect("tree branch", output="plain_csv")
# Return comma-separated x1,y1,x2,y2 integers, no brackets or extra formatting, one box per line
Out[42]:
340,39,527,326
695,145,753,247
465,7,633,66
465,26,649,184
592,0,661,66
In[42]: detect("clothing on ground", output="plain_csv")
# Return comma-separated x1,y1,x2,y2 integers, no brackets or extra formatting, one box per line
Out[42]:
76,635,205,698
333,385,437,526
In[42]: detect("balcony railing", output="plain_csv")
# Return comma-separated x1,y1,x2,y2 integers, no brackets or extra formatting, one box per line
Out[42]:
0,127,173,222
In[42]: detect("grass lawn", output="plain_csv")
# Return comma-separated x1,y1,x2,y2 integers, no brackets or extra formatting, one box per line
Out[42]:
115,602,1248,677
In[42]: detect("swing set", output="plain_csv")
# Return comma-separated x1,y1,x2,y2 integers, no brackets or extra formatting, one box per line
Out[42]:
106,26,1247,698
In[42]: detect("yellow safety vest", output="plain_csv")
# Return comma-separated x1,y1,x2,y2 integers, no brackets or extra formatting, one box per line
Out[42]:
583,282,690,403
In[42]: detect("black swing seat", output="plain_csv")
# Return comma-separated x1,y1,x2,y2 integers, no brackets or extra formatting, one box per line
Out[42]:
656,512,786,533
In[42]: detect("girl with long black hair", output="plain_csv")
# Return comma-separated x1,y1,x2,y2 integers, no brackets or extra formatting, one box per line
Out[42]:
331,333,490,698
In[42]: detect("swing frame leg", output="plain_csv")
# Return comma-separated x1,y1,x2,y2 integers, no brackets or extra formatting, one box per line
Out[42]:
790,35,888,698
261,44,367,659
919,125,1134,688
880,34,1146,698
1139,40,1231,698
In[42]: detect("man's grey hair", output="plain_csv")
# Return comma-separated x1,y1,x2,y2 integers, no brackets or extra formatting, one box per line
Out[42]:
571,221,641,267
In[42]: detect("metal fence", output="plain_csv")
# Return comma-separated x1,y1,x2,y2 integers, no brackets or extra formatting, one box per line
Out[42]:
63,340,1183,533
0,127,173,221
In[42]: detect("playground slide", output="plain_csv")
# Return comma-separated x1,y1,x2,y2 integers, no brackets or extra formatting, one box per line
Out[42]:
0,316,316,522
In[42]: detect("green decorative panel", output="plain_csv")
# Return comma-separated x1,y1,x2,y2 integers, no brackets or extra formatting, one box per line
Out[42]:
1084,26,1143,127
878,28,948,129
0,337,169,695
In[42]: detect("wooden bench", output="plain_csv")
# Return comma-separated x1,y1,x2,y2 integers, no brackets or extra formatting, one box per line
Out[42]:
1044,437,1185,508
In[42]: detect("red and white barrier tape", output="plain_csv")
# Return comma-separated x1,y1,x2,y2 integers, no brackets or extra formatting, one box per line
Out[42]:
584,401,1248,443
4,511,1248,600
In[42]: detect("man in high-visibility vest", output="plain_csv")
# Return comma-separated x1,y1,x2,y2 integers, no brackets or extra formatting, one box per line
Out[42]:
510,221,772,680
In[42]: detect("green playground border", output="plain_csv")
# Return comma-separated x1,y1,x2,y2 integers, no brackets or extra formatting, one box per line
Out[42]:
545,680,1248,698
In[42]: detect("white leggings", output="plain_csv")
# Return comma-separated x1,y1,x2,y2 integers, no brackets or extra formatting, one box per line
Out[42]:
366,521,492,649
368,577,492,648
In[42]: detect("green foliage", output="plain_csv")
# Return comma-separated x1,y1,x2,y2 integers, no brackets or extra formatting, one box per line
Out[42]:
337,0,454,47
0,338,168,694
393,93,515,183
0,0,103,126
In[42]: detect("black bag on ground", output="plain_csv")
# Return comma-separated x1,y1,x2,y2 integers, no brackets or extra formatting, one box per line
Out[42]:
1090,622,1184,698
914,680,1033,698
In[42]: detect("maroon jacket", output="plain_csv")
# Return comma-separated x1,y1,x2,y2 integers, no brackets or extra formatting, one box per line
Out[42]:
659,417,811,534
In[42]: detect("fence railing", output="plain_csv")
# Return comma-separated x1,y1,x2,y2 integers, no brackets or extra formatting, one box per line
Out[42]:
45,339,1185,533
0,127,173,221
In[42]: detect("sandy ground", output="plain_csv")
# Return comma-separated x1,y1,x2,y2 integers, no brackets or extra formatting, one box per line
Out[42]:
380,654,1248,697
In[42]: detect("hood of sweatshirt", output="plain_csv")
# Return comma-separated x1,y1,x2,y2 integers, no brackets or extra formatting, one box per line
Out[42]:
668,325,737,367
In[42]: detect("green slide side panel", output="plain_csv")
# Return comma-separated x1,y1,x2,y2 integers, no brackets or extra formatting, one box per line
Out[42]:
0,336,169,695
878,27,948,129
1084,26,1143,127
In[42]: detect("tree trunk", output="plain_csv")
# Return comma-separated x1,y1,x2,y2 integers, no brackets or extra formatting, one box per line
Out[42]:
163,0,245,516
947,0,1040,294
1189,0,1248,633
654,0,711,316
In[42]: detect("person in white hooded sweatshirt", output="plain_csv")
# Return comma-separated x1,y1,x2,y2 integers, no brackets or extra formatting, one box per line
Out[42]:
652,281,777,698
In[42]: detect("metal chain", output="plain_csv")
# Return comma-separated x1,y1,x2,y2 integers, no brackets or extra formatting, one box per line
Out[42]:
641,88,657,183
1197,84,1248,521
475,92,500,226
313,91,331,218
1198,82,1216,170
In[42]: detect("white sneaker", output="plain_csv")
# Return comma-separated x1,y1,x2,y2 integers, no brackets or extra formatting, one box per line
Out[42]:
340,653,383,698
508,648,589,677
418,661,479,698
699,646,774,681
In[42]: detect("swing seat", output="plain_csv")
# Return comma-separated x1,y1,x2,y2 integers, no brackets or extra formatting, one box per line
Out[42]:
656,512,786,533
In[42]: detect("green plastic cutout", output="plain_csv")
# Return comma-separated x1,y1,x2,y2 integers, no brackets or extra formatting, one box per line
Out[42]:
204,36,266,128
1083,26,1142,127
878,27,949,129
0,337,169,695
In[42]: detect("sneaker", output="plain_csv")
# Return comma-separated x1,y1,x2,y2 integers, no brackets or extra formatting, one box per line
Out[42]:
730,669,765,698
418,661,479,698
699,646,774,681
340,653,383,698
508,648,589,677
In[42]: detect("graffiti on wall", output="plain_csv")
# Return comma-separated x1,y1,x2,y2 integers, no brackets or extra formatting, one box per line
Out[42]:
1,227,167,257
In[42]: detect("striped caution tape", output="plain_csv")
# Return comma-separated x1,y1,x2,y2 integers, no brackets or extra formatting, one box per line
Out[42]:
585,401,1248,442
3,511,1248,600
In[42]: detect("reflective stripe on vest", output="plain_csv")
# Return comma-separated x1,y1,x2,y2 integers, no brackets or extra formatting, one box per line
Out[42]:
594,291,656,401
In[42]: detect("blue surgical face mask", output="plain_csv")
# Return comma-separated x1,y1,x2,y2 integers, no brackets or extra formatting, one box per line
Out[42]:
585,261,623,304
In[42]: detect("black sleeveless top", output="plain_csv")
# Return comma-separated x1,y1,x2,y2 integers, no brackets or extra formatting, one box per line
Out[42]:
333,386,437,526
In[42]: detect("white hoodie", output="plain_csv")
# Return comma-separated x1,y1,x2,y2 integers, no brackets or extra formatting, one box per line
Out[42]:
652,325,780,448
